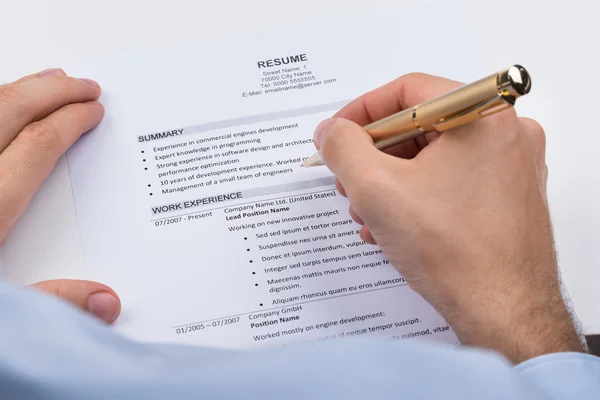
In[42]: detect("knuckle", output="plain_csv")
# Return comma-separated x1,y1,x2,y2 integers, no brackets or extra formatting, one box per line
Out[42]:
0,84,20,105
394,72,433,90
496,108,520,131
22,120,61,152
520,117,546,150
47,74,71,85
50,75,76,95
34,281,69,300
0,84,25,119
484,110,521,147
36,281,57,296
401,71,429,81
396,72,463,95
61,75,95,96
41,75,79,97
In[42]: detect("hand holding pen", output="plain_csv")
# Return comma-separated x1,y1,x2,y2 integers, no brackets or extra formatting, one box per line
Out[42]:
302,65,531,167
304,69,582,363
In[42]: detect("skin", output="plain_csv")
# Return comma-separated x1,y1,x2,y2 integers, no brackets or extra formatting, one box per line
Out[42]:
0,68,120,324
0,69,583,363
314,73,583,363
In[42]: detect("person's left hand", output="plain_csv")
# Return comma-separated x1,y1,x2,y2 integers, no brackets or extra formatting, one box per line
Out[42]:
0,68,120,324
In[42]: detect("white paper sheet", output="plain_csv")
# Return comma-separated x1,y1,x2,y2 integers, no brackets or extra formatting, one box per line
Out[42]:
65,4,483,349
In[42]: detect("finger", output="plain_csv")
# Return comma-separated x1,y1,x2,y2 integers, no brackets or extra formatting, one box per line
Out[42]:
519,117,547,172
12,68,66,84
314,117,394,191
30,279,121,323
335,179,347,197
360,226,377,245
0,101,104,239
0,74,101,152
349,206,364,225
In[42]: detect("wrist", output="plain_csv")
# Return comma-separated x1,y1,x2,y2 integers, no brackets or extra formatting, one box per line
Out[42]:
444,289,583,364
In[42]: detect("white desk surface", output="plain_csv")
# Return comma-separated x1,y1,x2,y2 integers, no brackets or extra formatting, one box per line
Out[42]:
1,0,599,334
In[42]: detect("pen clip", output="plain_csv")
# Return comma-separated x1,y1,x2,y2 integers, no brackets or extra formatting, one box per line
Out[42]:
432,95,513,132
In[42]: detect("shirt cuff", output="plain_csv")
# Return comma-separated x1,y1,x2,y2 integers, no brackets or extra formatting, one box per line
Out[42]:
515,352,600,399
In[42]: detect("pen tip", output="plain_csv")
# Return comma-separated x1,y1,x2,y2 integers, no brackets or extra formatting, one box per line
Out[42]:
301,154,325,167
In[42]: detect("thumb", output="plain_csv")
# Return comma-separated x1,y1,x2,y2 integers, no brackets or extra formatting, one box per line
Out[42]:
314,117,390,191
29,279,121,323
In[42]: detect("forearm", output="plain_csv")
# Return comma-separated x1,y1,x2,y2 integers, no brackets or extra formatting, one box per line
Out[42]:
445,286,583,364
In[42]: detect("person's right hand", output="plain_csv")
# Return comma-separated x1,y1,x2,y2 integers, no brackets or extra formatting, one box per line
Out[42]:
313,73,582,363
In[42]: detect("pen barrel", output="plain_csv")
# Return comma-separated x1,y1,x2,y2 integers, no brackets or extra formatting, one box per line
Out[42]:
359,66,530,151
363,108,417,145
415,73,500,132
362,74,500,149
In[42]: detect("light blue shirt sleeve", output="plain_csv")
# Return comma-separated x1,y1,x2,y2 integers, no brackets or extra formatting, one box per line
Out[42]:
0,280,598,399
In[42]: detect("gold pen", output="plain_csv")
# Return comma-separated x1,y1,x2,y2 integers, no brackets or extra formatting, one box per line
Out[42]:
301,65,531,167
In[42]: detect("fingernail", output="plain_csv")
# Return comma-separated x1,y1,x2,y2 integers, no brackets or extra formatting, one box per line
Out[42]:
87,292,120,322
79,78,100,88
313,118,337,148
38,68,65,77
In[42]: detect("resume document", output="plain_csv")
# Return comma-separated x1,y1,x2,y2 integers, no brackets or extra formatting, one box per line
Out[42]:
65,5,481,349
